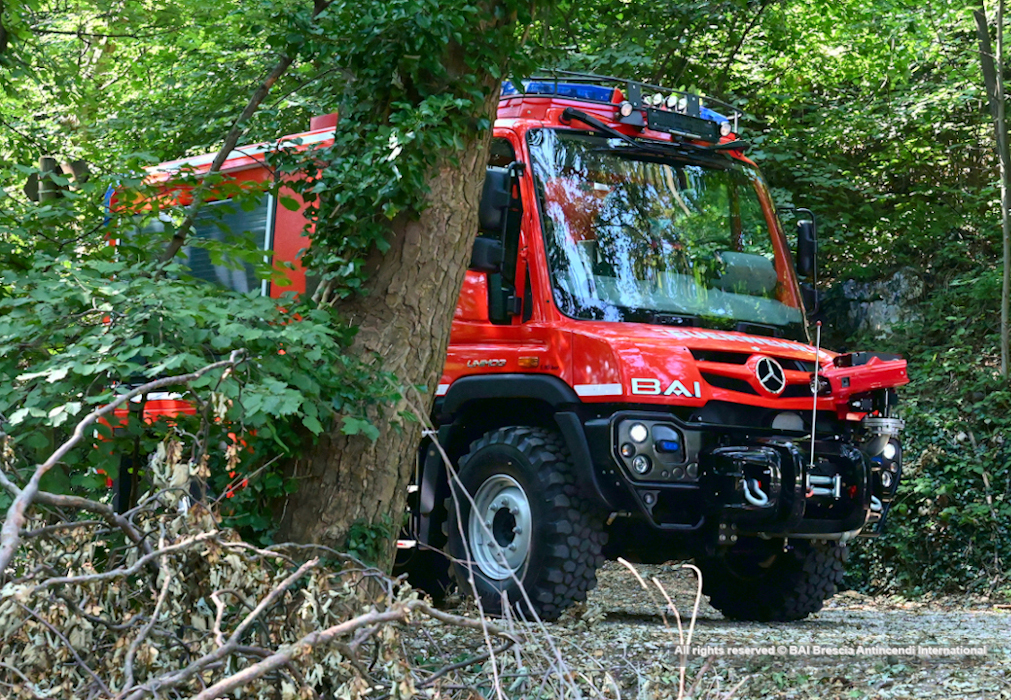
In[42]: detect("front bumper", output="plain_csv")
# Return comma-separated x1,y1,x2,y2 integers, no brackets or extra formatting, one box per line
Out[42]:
584,410,900,537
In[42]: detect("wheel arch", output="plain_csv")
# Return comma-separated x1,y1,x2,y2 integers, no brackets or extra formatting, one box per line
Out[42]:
417,374,614,544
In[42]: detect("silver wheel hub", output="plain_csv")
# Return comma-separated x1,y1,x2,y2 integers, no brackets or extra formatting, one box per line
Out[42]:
468,474,532,580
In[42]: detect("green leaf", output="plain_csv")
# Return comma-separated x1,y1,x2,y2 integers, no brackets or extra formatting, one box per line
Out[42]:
302,414,324,435
341,417,380,441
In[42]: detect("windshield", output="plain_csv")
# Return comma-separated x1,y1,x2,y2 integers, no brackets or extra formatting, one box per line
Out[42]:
527,129,804,338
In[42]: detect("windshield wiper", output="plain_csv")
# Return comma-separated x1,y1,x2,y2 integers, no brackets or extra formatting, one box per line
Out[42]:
647,312,701,327
707,139,751,152
561,107,669,155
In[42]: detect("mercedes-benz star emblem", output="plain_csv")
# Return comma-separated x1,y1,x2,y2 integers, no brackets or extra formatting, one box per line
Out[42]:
755,356,786,395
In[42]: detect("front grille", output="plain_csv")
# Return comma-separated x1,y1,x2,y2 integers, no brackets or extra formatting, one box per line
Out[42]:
691,348,816,372
690,349,750,364
701,372,758,395
781,384,813,398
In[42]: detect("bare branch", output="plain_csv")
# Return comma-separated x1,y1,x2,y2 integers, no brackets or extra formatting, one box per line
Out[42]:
157,1,334,265
0,475,156,564
0,350,244,576
228,558,319,646
15,602,112,697
189,599,518,700
419,639,515,688
38,531,217,590
20,519,102,538
123,571,176,691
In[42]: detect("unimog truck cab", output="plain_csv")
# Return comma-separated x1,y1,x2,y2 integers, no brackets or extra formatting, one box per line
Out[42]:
138,73,908,623
402,74,908,622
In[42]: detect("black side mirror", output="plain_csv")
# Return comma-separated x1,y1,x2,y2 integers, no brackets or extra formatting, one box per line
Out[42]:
796,218,816,278
479,166,511,234
469,237,503,272
800,281,819,315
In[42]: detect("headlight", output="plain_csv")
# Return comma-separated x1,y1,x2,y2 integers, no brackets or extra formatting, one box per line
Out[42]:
629,423,648,443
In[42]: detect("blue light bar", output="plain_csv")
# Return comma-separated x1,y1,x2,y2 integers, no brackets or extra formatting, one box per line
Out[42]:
700,105,730,128
501,81,615,103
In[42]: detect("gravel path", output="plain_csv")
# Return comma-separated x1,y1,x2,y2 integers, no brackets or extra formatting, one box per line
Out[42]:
561,562,1011,699
432,561,1011,699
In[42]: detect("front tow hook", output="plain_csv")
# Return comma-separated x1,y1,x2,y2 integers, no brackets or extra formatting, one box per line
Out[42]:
806,473,842,499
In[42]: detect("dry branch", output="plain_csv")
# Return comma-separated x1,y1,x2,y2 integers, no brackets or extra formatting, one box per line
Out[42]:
190,599,519,700
0,350,244,576
156,0,334,265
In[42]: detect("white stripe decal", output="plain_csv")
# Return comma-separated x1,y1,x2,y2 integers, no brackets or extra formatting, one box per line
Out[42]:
131,391,184,402
146,391,184,401
574,383,623,397
436,383,450,396
151,129,337,173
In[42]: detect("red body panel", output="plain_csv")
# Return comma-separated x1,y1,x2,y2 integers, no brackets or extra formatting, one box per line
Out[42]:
438,100,907,414
138,89,908,422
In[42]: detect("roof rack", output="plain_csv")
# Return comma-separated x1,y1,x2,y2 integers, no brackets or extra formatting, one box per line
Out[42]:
501,70,744,143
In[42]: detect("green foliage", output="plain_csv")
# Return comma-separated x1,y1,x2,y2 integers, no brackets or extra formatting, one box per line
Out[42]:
1,0,535,552
0,164,396,541
0,0,316,167
345,516,394,566
275,0,536,300
845,270,1011,594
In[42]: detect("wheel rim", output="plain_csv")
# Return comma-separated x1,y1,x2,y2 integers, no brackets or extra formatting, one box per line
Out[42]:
468,474,532,580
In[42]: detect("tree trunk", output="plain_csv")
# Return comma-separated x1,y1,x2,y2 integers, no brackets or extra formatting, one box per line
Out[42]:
276,92,500,563
976,2,1011,378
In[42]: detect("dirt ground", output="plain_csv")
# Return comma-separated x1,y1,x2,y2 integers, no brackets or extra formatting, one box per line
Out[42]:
430,562,1011,700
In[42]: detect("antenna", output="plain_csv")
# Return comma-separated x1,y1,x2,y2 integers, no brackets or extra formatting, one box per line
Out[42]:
809,321,822,467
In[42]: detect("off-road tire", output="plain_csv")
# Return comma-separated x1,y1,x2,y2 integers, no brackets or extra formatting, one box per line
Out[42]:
445,426,607,621
696,539,847,621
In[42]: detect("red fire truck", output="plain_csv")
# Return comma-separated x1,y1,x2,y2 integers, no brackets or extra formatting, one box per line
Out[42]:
143,74,908,622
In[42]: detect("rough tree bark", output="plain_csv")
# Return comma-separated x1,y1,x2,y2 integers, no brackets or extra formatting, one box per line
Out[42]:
276,26,516,561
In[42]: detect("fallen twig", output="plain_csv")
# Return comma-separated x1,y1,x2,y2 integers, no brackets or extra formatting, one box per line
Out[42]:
0,350,244,576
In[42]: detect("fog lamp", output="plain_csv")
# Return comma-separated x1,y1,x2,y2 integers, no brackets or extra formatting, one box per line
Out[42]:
631,455,651,474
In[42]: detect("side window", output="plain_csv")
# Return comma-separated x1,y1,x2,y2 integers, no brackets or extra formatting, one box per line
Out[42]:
185,195,274,294
488,137,515,169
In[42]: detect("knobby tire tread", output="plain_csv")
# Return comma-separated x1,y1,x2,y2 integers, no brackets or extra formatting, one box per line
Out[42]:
445,426,607,621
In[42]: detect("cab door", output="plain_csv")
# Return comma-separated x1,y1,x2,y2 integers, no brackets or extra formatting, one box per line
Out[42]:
441,133,568,392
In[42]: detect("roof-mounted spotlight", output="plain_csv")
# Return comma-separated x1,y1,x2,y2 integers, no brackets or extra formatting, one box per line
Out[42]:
665,94,678,110
678,95,689,112
720,122,732,137
651,93,664,106
618,101,634,118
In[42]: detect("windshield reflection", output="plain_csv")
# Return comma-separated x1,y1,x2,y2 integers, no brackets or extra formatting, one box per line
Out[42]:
527,129,803,336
